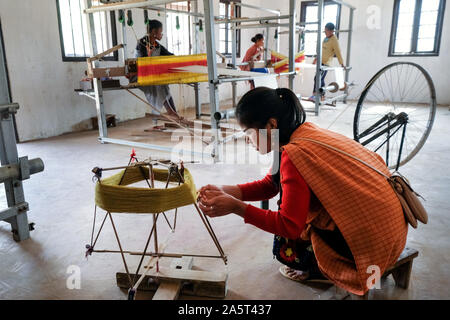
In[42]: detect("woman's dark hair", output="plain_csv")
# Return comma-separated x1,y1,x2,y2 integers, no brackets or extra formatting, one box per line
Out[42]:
147,19,163,33
251,33,264,43
236,87,306,145
236,87,306,187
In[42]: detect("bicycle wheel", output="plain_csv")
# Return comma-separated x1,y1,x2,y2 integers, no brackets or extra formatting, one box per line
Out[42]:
354,62,436,169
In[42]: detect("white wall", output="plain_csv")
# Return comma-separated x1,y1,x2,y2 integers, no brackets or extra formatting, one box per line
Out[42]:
0,0,266,141
0,1,144,141
261,0,450,105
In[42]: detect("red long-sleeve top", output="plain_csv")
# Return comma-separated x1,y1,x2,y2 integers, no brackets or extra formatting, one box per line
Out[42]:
240,44,263,71
238,152,311,239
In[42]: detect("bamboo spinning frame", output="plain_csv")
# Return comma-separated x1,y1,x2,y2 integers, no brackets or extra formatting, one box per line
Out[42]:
86,154,227,298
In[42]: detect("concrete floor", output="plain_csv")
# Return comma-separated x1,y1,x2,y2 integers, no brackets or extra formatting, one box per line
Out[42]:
0,101,449,300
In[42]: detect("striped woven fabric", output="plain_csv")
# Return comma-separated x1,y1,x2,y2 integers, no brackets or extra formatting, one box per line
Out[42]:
137,53,208,86
270,50,287,64
283,123,408,295
272,51,305,73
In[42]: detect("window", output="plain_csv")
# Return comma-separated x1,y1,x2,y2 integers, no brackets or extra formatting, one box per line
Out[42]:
389,0,446,56
165,1,192,55
300,1,341,56
219,0,241,57
56,0,118,61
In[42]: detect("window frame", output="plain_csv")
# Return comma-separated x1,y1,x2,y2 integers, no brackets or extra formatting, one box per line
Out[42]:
165,1,193,55
219,0,241,58
300,0,342,57
56,0,118,62
389,0,446,57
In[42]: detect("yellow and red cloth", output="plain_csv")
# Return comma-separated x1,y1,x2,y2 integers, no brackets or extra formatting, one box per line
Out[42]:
270,50,287,64
137,53,208,86
136,51,306,85
271,50,305,74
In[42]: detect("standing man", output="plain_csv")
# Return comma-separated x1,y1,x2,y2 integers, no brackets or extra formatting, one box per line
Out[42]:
309,22,345,102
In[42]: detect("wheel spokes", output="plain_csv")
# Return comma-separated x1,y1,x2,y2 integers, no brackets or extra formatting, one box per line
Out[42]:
355,62,436,169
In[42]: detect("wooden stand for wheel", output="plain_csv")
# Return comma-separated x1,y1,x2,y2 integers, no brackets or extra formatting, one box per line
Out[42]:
87,159,228,300
117,256,227,300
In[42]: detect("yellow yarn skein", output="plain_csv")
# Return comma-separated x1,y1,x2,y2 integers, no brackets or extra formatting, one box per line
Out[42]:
95,166,197,214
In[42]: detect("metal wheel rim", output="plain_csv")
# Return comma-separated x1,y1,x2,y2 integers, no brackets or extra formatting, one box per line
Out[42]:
354,62,437,169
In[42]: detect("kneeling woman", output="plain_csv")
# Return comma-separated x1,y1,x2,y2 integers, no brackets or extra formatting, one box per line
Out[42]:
198,87,408,296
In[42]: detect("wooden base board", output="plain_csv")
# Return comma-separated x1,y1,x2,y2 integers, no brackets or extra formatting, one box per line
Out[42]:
152,257,193,300
116,257,227,299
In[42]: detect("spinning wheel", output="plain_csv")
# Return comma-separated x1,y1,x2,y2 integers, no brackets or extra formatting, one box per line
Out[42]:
354,62,436,170
86,155,227,300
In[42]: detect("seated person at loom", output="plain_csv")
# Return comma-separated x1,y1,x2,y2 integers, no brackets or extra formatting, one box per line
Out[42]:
241,33,269,89
133,19,183,123
197,87,408,296
309,22,344,102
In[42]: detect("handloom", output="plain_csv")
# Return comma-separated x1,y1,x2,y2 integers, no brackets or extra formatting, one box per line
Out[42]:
136,53,209,86
86,153,227,300
86,46,267,87
84,45,263,143
271,50,306,74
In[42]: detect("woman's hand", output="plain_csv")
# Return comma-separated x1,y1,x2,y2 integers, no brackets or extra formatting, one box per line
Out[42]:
125,72,137,80
146,43,155,56
198,184,243,202
198,184,223,202
198,189,247,218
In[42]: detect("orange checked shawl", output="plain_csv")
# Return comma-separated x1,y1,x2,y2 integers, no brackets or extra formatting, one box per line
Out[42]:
283,123,408,295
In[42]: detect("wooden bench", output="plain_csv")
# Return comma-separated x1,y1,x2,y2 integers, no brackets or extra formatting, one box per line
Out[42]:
382,247,418,289
325,247,419,300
